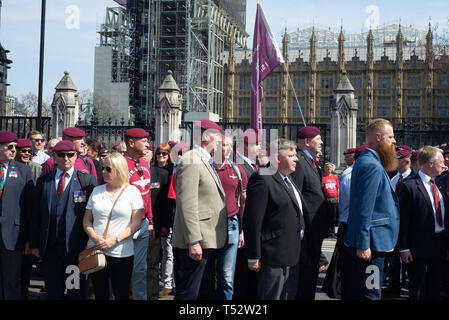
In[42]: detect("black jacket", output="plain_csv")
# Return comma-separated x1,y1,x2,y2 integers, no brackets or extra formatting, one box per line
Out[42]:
398,174,449,259
243,171,305,267
150,166,171,238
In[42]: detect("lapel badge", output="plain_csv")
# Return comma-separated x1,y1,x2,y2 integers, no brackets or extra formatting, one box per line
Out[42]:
9,169,18,178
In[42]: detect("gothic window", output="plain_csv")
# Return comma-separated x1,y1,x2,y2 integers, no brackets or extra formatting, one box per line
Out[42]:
265,77,278,90
265,98,277,117
321,76,333,89
292,97,305,118
239,77,250,90
377,97,391,117
378,76,391,89
349,75,362,89
407,75,420,89
238,98,250,117
320,97,330,116
437,75,449,88
407,97,420,117
293,77,305,89
437,97,449,116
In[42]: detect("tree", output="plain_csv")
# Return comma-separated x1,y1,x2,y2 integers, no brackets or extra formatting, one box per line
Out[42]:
91,92,122,123
18,92,51,117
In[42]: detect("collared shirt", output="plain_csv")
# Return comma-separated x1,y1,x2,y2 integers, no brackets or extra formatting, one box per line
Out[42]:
31,150,50,165
193,144,212,162
418,171,445,233
215,161,248,217
390,168,412,192
338,165,353,224
366,147,380,162
0,161,10,184
236,152,256,168
297,146,313,161
55,166,75,193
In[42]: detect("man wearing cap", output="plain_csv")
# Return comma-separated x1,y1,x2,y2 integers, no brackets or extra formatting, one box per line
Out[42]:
0,131,36,300
289,126,327,300
411,150,420,174
28,130,50,165
436,149,449,197
233,130,261,300
30,140,97,300
343,148,356,167
172,119,227,300
123,128,154,300
344,119,399,300
15,139,42,183
41,127,97,181
46,138,62,157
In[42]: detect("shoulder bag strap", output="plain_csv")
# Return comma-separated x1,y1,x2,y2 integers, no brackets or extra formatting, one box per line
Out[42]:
103,185,128,239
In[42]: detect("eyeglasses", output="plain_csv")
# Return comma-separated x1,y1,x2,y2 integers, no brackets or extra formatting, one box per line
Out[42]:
20,149,32,154
6,144,16,150
157,152,168,156
33,138,44,143
56,152,76,159
102,166,112,173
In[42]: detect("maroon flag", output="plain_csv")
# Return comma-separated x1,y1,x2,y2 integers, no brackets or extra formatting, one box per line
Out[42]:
250,3,284,132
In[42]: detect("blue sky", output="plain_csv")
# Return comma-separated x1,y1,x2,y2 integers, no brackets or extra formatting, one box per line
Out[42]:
1,0,448,101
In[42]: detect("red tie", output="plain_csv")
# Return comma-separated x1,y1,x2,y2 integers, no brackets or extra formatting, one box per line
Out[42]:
430,178,443,227
312,159,317,170
252,162,258,171
57,172,67,199
395,174,403,191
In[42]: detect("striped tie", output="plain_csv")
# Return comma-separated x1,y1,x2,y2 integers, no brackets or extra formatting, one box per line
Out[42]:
0,163,5,216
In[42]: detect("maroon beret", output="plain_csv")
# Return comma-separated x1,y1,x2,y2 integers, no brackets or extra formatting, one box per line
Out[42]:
344,148,356,155
296,126,320,139
53,140,76,152
443,149,449,155
17,139,32,148
99,148,110,154
397,149,411,159
410,150,420,161
355,145,367,158
112,141,122,150
124,128,149,139
238,130,262,144
0,131,18,144
193,119,223,132
396,145,411,152
168,140,179,148
63,127,86,138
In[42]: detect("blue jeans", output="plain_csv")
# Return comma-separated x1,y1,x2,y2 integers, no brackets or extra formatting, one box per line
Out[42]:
213,215,239,300
132,218,149,300
343,247,386,300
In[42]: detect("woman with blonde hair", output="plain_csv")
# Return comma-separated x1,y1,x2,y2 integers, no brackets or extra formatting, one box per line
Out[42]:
83,152,144,300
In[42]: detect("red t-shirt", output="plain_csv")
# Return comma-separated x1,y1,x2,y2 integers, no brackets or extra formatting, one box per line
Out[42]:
125,156,153,222
215,163,248,217
41,154,97,180
323,174,339,199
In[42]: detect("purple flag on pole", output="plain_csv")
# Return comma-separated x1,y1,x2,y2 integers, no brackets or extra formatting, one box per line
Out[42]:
250,4,284,132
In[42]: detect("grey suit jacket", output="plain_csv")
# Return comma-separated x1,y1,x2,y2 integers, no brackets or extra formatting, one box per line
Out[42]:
172,147,228,249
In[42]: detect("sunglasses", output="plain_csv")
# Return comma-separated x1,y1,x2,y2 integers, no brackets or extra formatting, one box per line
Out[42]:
20,149,32,154
6,144,16,150
157,152,168,156
102,166,112,173
56,152,76,159
33,138,45,143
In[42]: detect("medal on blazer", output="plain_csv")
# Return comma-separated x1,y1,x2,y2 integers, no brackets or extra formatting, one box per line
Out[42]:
150,182,160,189
73,190,87,203
8,169,18,178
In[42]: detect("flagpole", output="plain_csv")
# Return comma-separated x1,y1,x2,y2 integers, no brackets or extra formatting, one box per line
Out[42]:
284,63,307,127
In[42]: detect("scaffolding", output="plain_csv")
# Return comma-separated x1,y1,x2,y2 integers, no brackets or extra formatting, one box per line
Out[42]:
97,7,132,83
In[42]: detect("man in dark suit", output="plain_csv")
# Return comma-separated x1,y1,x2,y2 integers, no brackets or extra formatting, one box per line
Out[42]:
0,131,36,300
289,126,328,300
244,138,305,300
30,140,97,300
147,164,170,300
398,146,449,300
233,130,261,300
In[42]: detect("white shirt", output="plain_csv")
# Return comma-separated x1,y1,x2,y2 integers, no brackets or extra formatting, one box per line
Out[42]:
31,150,50,165
55,167,75,192
418,171,445,233
86,184,144,258
390,168,412,192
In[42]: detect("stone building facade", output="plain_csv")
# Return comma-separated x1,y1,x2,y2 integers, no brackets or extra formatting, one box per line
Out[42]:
223,24,449,150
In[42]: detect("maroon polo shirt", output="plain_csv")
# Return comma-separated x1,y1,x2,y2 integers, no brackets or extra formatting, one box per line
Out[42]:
215,163,248,218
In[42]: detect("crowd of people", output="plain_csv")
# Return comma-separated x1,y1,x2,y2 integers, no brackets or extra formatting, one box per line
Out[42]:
0,117,447,301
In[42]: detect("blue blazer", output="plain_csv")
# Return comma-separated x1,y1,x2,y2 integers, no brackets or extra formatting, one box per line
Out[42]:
0,160,36,251
31,170,97,259
344,148,400,252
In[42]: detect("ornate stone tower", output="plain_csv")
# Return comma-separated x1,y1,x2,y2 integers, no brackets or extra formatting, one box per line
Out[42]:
225,33,236,121
366,29,374,118
51,71,80,138
338,26,345,72
330,71,358,169
155,70,183,145
425,22,434,118
309,28,317,121
395,25,404,119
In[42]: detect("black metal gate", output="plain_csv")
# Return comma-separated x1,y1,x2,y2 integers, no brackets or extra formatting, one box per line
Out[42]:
0,116,51,139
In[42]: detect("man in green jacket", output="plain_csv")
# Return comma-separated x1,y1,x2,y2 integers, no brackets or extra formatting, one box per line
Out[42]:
15,139,42,183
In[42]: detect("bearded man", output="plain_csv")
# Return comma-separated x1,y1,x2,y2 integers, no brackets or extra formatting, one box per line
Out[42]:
343,118,400,300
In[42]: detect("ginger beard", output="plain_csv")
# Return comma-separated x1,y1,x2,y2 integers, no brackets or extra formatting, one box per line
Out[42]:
376,137,398,172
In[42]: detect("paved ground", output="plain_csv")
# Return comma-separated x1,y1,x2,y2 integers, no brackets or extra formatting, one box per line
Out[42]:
25,237,430,300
